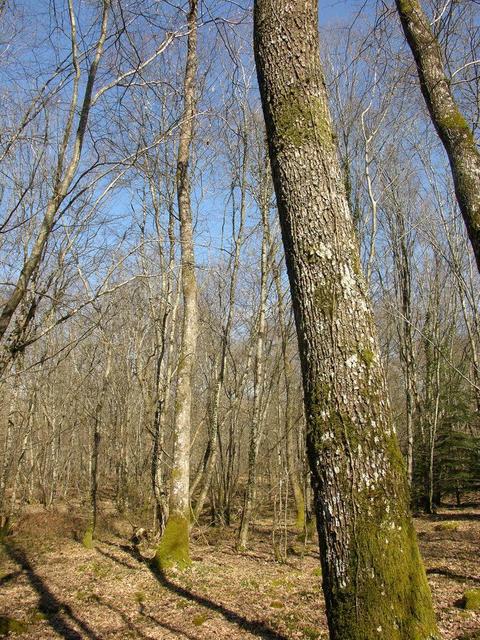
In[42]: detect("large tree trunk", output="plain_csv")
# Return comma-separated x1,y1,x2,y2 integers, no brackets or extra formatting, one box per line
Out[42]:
253,1,439,638
395,0,480,273
154,0,198,571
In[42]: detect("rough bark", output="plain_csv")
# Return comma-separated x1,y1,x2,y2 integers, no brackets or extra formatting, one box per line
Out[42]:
253,1,439,638
396,0,480,273
154,0,198,570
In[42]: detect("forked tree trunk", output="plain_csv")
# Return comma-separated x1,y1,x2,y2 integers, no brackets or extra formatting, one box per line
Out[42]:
154,0,198,570
396,0,480,273
253,1,439,638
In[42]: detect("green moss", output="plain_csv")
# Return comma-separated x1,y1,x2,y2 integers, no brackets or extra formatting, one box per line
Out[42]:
276,91,335,149
463,589,480,611
192,613,208,626
397,0,416,13
135,591,146,604
329,516,439,639
313,284,336,318
153,514,190,570
434,521,459,532
312,566,322,577
81,524,94,549
440,110,475,144
0,617,29,636
359,347,375,368
295,496,306,532
302,625,323,639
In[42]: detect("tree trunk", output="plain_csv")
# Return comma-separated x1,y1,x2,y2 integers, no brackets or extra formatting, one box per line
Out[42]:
193,133,247,520
0,0,110,349
396,0,480,273
237,195,268,551
269,223,306,531
253,1,439,638
154,0,198,570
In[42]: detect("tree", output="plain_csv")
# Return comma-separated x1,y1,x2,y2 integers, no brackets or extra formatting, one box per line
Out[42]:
253,1,439,637
154,0,198,570
395,0,480,273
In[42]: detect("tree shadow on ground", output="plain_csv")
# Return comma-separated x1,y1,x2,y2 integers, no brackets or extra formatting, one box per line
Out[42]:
0,570,21,586
106,541,289,640
2,542,99,640
426,567,480,585
428,512,480,522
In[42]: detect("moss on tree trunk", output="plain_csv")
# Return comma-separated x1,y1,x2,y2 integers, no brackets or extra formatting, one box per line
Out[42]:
253,1,440,637
153,514,191,570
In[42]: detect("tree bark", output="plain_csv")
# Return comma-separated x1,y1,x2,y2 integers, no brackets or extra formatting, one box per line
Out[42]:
154,0,198,570
396,0,480,273
253,1,439,638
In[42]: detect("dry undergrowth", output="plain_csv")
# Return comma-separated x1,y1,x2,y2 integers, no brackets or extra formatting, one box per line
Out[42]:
0,508,479,639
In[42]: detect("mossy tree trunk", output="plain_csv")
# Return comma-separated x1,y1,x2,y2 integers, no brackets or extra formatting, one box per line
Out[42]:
253,1,439,638
154,0,198,571
395,0,480,274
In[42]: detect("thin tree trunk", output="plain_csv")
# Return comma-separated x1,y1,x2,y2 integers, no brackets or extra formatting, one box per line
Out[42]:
193,132,247,521
0,0,110,348
237,189,269,551
396,0,480,273
154,0,198,570
253,1,439,638
269,230,305,531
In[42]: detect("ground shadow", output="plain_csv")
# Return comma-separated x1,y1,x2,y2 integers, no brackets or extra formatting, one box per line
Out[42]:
426,567,480,585
0,570,21,586
3,542,99,640
426,512,480,522
109,542,289,640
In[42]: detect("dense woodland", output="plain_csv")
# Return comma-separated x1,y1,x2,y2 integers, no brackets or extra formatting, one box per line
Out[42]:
0,1,479,639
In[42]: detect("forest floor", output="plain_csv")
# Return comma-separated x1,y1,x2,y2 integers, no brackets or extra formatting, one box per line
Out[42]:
0,507,479,639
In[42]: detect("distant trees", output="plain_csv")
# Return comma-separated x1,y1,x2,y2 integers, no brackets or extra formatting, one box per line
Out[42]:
253,0,438,637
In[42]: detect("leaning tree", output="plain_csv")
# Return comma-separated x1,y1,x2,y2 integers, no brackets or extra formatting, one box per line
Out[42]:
253,1,439,638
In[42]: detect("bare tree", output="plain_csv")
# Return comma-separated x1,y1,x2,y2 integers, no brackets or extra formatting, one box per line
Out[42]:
253,0,439,637
396,0,480,272
154,0,199,570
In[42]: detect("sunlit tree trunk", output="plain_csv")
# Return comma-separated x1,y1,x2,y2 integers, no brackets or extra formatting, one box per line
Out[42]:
396,0,480,273
154,0,198,570
253,1,439,637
